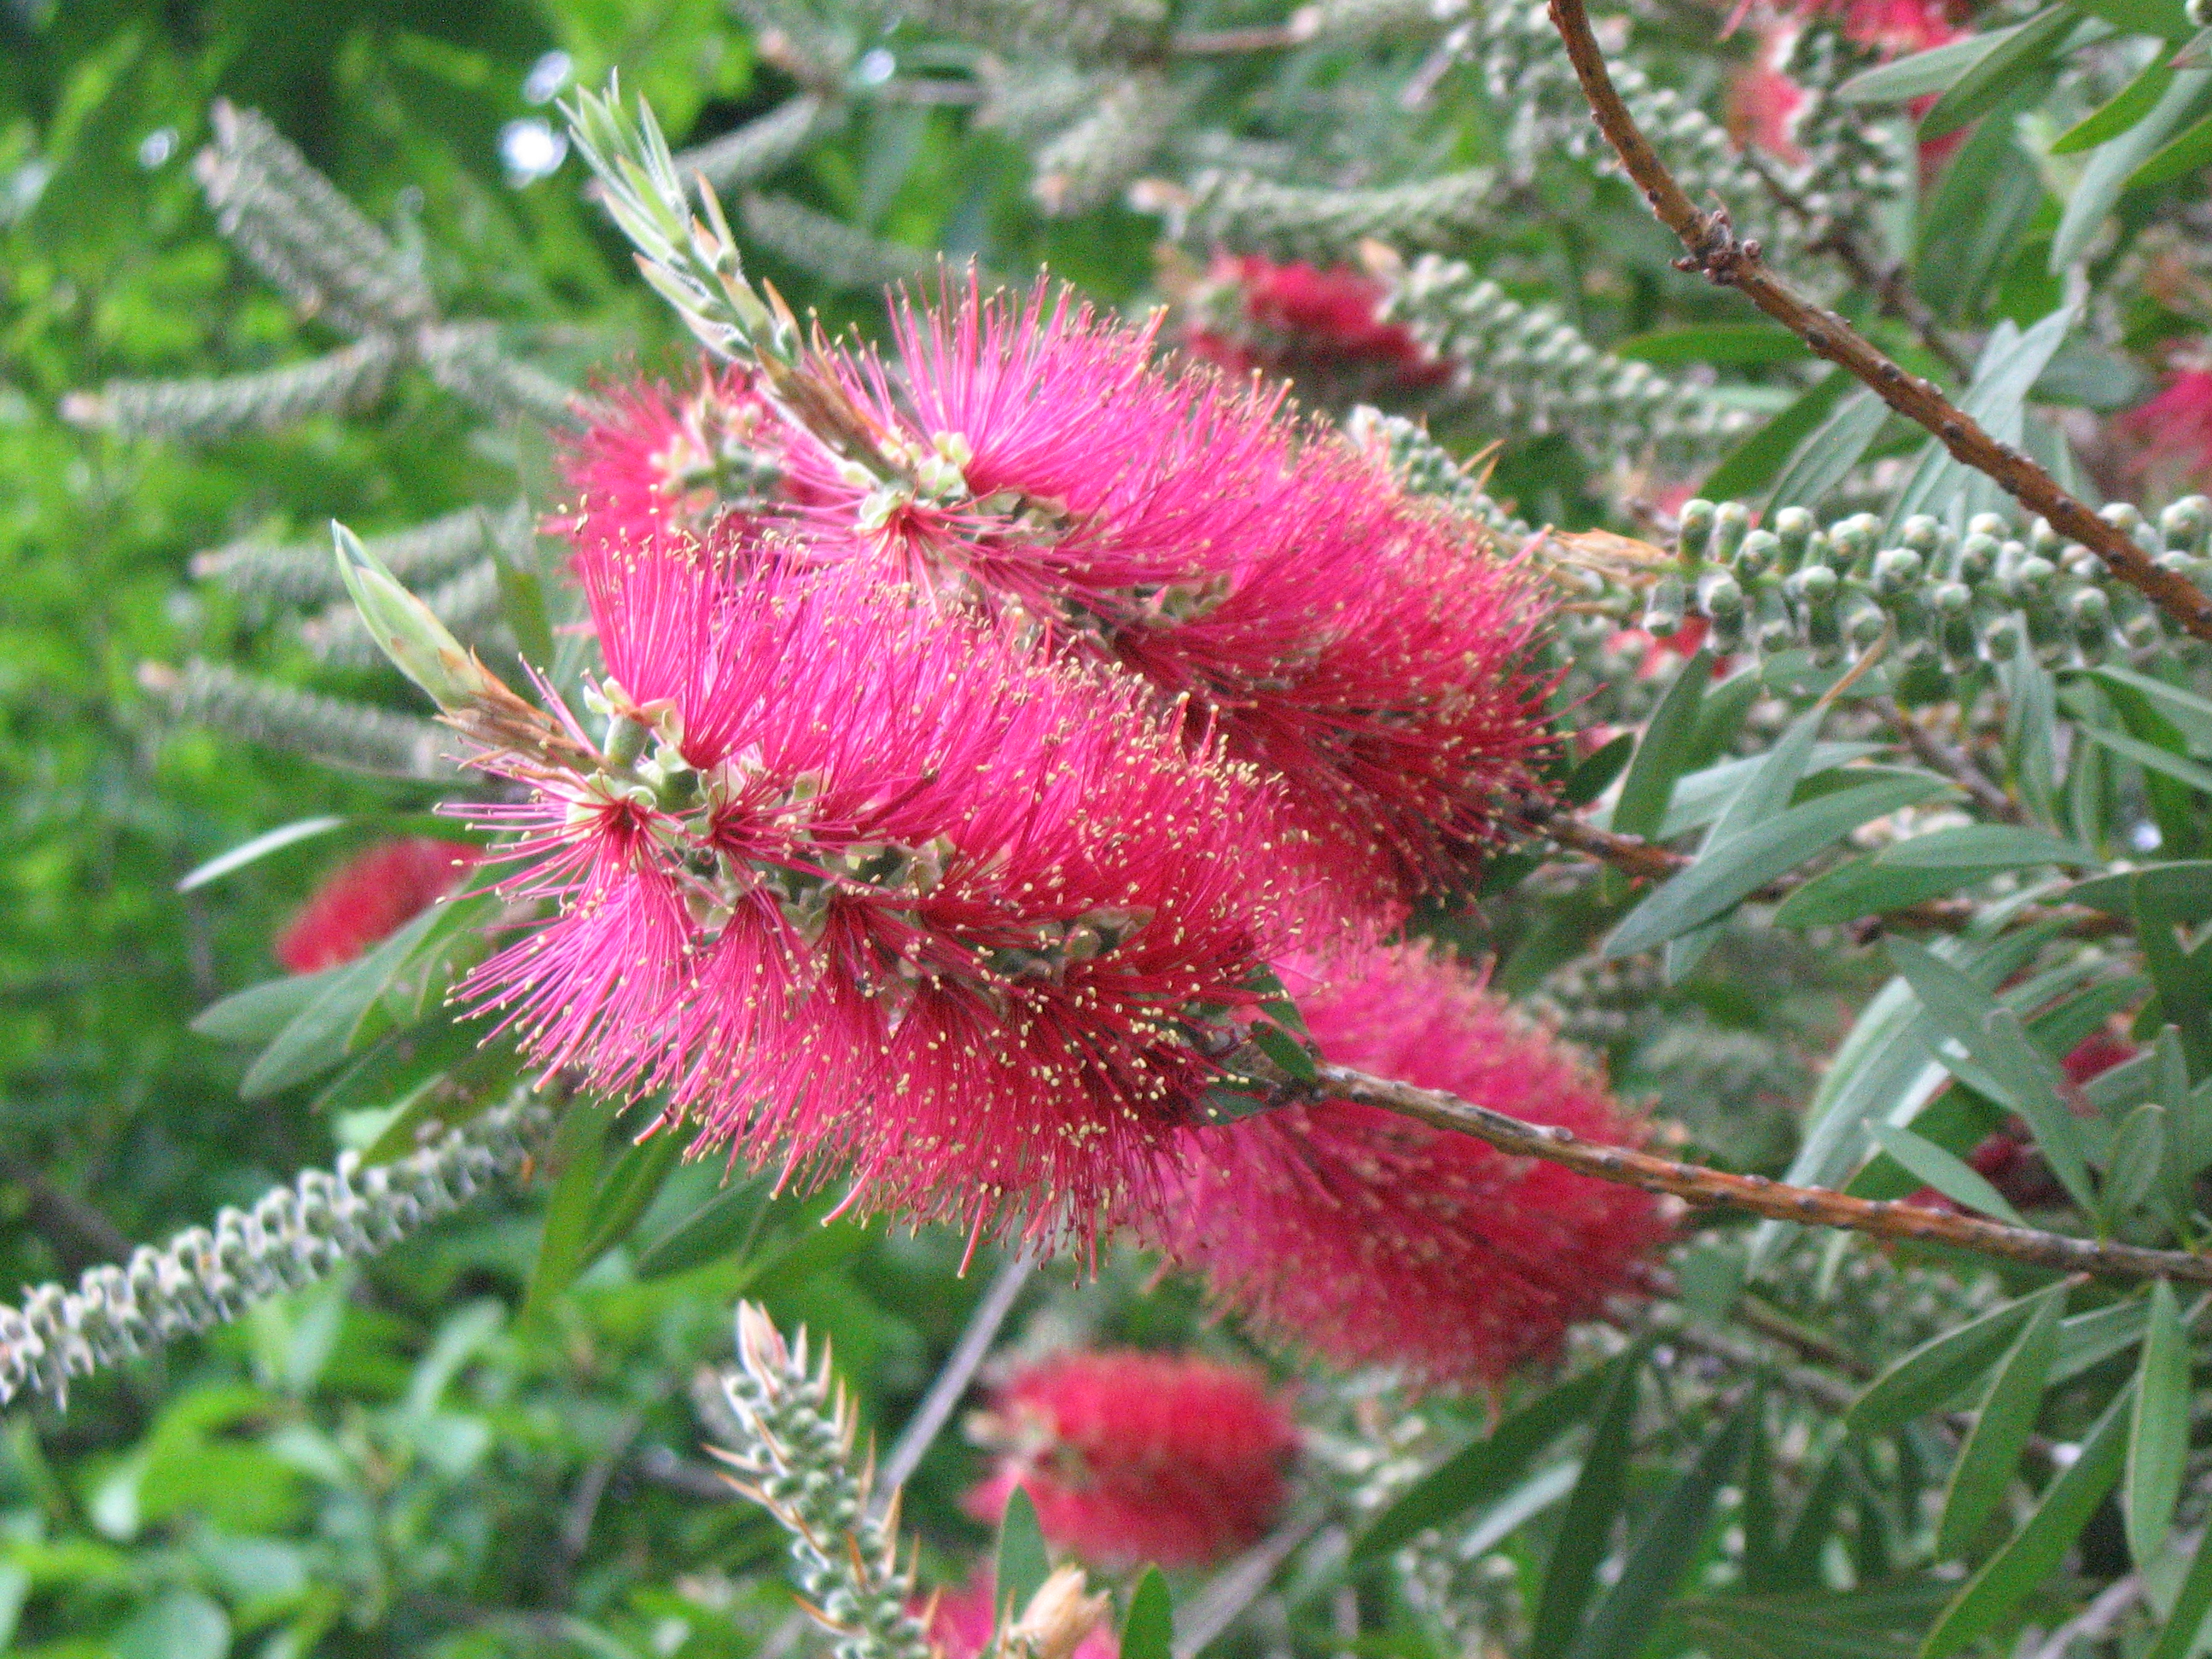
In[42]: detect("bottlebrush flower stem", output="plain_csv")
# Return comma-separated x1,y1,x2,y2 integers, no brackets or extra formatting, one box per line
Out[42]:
1313,1062,2212,1286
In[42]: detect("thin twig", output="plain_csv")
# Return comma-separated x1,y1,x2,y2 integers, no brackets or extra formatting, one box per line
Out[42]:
1542,0,2212,644
1173,1512,1330,1659
1319,1062,2212,1284
1663,1316,1860,1411
2023,1566,2147,1659
1875,696,2023,824
870,1248,1035,1515
1733,147,1969,380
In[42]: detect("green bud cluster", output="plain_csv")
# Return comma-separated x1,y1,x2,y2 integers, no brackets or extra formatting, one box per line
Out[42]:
719,1306,935,1659
0,1097,553,1405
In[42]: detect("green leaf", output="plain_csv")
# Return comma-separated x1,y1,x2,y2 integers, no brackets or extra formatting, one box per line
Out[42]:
114,1589,230,1659
1838,26,2028,102
2081,725,2212,794
1869,1122,2028,1225
2091,665,2212,748
1570,1393,1757,1659
1890,310,2074,533
634,1175,773,1280
2104,1102,2168,1227
578,1126,688,1267
1920,6,2076,136
1883,940,2095,1207
2053,55,2178,152
1876,826,2101,868
1531,1348,1644,1659
1703,370,1850,502
2051,65,2212,270
1611,649,1713,841
192,968,344,1045
2127,1280,2192,1563
1666,706,1826,978
488,519,556,670
2069,0,2192,39
1671,1580,1959,1659
2056,1297,2151,1380
1918,101,2052,322
1564,734,1637,806
1354,1365,1611,1560
1615,323,1806,364
524,1095,621,1317
1249,1021,1317,1082
1848,1294,2041,1436
1922,1383,2133,1657
1640,742,1883,840
2146,1521,2212,1659
2133,105,2212,185
1765,388,1890,515
1775,860,2002,928
2067,860,2212,924
176,815,348,893
1935,1287,2063,1557
2137,882,2212,1074
997,1486,1051,1622
1603,774,1956,958
1121,1569,1173,1659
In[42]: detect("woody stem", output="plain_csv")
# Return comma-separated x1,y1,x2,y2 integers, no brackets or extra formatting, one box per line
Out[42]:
1325,1062,2212,1286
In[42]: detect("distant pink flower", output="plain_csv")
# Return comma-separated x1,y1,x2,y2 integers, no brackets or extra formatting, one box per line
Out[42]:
1149,944,1668,1392
457,538,1294,1245
1728,31,1807,165
274,837,480,974
922,1572,1119,1659
1827,0,1959,52
963,1350,1296,1567
1183,253,1451,389
2122,367,2212,488
769,278,1554,920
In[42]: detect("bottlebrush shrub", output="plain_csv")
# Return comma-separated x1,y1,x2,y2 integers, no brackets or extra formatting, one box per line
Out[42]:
557,280,1557,923
457,533,1300,1245
1150,944,1668,1392
274,836,481,973
1181,252,1451,394
963,1349,1296,1567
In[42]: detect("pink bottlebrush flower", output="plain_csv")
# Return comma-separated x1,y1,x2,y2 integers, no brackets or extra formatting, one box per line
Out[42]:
1182,253,1452,389
1913,1031,2134,1216
1727,29,1809,165
558,364,789,563
921,1571,1119,1659
765,278,1555,921
962,1350,1296,1567
1828,0,1959,52
274,837,480,974
457,535,1295,1246
2122,366,2212,489
1148,944,1668,1393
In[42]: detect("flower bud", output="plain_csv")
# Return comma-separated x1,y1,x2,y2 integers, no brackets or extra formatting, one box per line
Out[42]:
331,522,509,714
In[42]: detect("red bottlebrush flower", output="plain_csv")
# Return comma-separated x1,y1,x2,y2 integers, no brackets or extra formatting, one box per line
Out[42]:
962,1350,1296,1567
1728,31,1808,165
274,837,481,974
1147,944,1668,1392
2122,366,2212,490
558,364,789,564
458,540,1295,1246
1182,253,1451,389
922,1572,1119,1659
765,278,1554,921
1913,1031,2135,1216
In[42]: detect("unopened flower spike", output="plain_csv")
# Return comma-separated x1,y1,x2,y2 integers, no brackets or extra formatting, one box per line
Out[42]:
331,521,595,775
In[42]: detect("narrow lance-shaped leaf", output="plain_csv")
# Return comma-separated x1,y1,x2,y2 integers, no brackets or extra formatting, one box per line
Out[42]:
1935,1284,2064,1557
2126,1280,2192,1564
1848,1293,2042,1437
1869,1122,2028,1226
1121,1570,1173,1659
1922,1382,2134,1658
1530,1348,1645,1659
1610,649,1713,840
997,1486,1051,1623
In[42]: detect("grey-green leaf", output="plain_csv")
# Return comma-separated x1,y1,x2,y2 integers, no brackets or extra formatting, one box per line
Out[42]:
1869,1123,2028,1225
1935,1287,2063,1557
2126,1280,2192,1564
1848,1295,2041,1436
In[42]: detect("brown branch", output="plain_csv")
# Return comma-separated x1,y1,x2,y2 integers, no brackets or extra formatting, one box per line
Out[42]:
1320,1061,2212,1285
1543,0,2212,646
